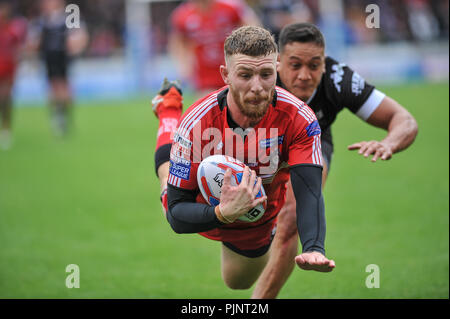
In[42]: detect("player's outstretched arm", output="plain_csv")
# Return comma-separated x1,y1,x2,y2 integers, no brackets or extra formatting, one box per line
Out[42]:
348,96,418,162
289,164,335,273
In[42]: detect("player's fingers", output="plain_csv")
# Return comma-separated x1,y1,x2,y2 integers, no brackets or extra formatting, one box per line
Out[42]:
240,166,250,187
315,255,327,265
381,150,393,161
328,259,336,268
249,169,257,191
363,143,378,157
253,195,267,207
347,142,363,150
223,169,232,187
371,148,384,162
295,255,306,266
252,176,262,197
303,253,316,265
357,142,370,155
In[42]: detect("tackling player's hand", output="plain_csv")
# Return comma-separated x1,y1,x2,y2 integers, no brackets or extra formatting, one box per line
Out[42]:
218,166,266,223
295,251,335,272
347,140,394,162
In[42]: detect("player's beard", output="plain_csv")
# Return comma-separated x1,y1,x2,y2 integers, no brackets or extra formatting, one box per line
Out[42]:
231,87,273,126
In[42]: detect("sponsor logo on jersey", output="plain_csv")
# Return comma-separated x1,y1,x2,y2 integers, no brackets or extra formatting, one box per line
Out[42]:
169,159,191,180
305,120,321,137
259,135,284,148
173,132,193,149
351,72,365,96
330,63,346,92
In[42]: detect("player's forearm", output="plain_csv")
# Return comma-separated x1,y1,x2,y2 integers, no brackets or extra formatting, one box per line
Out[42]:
166,184,224,233
382,111,418,154
289,165,326,255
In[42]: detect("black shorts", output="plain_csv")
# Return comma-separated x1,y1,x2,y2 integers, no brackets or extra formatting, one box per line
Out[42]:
222,224,277,258
44,51,69,79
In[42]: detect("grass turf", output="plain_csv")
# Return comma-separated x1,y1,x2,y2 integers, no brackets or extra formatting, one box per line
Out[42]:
0,81,448,298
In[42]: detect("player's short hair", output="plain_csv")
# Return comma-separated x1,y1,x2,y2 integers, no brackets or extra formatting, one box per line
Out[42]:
278,23,325,52
224,26,278,58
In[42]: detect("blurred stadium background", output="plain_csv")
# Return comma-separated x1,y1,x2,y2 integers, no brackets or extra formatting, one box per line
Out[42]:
0,0,448,298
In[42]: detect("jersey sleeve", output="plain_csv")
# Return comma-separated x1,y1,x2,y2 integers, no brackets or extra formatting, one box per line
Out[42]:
326,57,385,121
167,121,201,190
287,104,324,167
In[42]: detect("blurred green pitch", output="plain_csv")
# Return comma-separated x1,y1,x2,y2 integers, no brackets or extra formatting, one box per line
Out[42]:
0,82,448,298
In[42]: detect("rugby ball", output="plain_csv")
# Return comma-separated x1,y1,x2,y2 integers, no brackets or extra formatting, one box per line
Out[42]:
197,155,266,222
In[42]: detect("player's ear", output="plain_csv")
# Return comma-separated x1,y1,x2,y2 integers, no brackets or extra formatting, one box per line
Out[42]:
220,65,230,85
320,50,326,73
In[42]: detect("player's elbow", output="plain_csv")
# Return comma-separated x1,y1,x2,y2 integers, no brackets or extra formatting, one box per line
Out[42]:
166,208,186,234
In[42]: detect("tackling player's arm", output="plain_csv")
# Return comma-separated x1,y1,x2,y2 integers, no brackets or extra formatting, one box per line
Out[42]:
328,60,418,162
348,95,418,162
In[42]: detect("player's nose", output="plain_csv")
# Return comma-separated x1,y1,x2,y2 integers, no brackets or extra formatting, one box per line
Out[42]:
250,77,263,94
297,67,312,81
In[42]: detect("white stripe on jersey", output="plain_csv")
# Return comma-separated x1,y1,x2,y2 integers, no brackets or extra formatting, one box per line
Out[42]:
184,101,218,136
276,89,317,124
277,90,317,121
276,88,323,166
312,134,318,165
177,94,218,138
278,96,316,124
313,134,323,166
168,172,181,187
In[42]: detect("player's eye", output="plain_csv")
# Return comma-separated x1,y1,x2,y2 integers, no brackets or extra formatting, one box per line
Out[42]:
309,64,319,70
290,63,301,70
239,73,251,79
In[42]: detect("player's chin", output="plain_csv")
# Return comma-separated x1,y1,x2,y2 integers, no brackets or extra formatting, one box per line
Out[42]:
293,88,312,102
243,101,269,117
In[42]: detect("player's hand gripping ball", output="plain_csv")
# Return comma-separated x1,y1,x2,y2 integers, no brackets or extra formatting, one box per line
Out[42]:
197,155,267,222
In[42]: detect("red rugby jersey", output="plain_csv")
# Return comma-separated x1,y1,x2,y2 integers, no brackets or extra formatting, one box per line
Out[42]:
168,86,323,237
170,0,246,90
0,17,27,78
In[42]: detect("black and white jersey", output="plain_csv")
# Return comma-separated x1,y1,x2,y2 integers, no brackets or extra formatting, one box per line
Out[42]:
278,56,386,144
38,10,67,54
